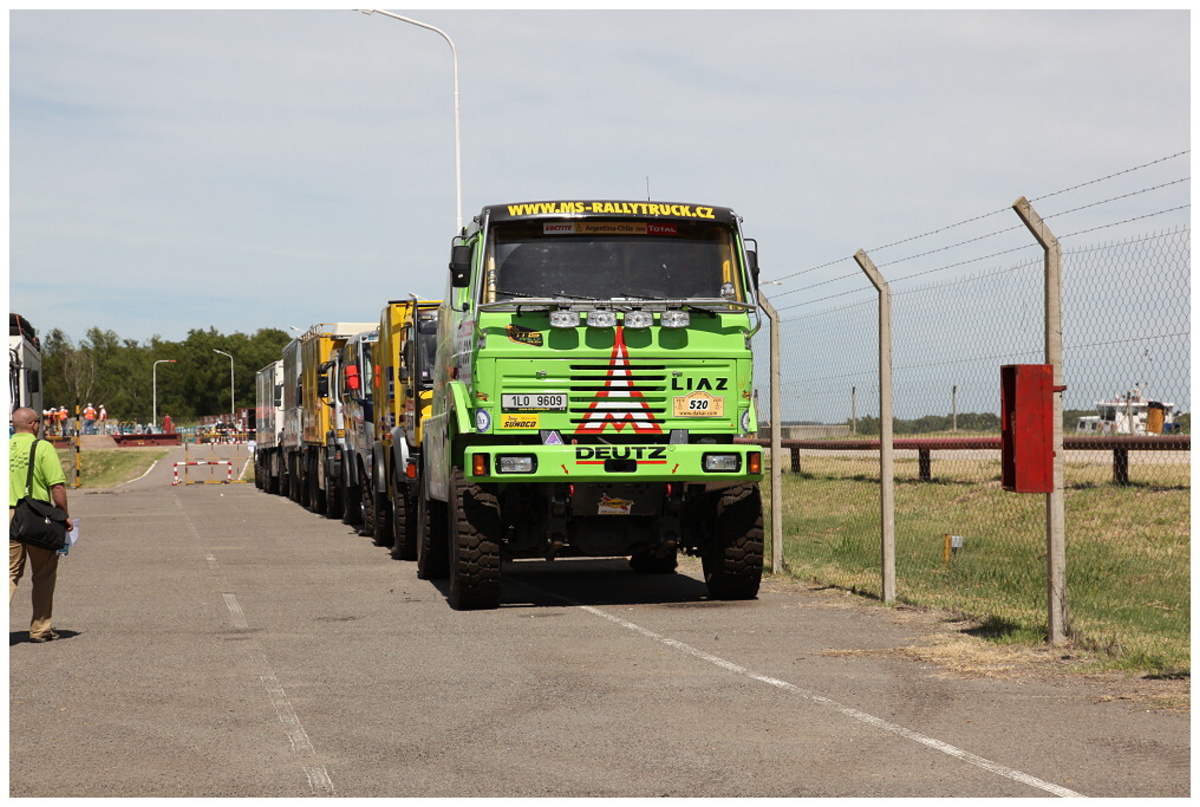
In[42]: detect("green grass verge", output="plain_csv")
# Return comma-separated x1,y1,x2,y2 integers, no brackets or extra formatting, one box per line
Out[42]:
55,448,169,489
766,455,1190,675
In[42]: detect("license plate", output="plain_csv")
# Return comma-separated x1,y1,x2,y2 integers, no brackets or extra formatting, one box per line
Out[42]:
502,392,567,411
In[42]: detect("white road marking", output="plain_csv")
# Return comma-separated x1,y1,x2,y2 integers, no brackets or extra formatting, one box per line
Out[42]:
222,593,250,629
114,457,160,487
575,602,1086,799
187,512,334,797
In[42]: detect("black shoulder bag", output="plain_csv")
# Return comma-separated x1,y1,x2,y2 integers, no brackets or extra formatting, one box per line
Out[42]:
9,438,68,551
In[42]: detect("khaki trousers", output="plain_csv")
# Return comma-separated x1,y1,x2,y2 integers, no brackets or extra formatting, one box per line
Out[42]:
9,537,59,639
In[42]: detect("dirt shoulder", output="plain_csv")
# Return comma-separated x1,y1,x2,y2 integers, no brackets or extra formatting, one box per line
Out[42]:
757,572,1190,714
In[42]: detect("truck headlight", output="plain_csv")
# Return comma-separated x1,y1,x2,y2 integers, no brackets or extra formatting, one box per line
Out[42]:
703,453,741,472
623,310,653,329
586,310,617,328
497,455,537,474
550,310,581,329
660,310,690,329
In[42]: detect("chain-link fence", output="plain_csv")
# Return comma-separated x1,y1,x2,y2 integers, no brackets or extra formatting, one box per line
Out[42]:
755,153,1189,673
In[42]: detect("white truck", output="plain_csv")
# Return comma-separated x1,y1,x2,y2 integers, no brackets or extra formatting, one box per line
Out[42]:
254,359,285,494
9,313,43,418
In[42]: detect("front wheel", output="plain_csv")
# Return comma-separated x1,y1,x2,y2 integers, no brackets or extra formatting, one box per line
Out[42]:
391,473,417,561
447,467,502,610
359,472,376,537
416,471,448,580
324,468,342,520
702,484,764,600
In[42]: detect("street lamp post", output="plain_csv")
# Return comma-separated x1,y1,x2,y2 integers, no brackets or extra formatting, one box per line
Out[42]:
153,359,176,429
360,8,463,232
213,349,235,426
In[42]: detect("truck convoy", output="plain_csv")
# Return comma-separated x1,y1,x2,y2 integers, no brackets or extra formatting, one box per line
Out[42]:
254,199,764,612
278,322,375,515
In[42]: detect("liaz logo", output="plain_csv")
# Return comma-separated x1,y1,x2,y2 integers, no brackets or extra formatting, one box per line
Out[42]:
574,326,662,435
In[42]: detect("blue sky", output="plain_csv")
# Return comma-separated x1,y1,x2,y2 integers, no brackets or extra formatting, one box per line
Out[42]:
9,8,1191,358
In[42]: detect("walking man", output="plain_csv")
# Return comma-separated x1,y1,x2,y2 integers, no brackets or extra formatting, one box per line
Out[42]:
9,407,70,642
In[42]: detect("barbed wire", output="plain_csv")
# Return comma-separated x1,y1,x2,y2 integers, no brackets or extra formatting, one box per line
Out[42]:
769,269,862,299
1044,178,1189,221
760,150,1189,286
1059,205,1190,240
1028,150,1189,203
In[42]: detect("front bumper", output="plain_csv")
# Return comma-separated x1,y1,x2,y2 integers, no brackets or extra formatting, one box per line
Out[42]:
463,443,763,484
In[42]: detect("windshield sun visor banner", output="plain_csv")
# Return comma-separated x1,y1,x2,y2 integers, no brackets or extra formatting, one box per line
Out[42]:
487,201,738,226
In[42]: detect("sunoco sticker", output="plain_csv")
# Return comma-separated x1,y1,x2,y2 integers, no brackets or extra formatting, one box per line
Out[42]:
501,413,539,430
598,495,634,515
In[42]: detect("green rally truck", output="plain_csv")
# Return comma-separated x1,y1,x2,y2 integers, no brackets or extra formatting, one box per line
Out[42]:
418,200,765,609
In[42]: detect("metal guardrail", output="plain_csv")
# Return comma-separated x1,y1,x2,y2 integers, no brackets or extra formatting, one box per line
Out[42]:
740,434,1190,485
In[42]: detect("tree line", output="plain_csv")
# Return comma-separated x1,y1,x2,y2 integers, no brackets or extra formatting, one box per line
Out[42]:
39,325,290,426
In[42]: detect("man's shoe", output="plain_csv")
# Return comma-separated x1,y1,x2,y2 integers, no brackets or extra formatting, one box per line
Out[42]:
29,631,59,643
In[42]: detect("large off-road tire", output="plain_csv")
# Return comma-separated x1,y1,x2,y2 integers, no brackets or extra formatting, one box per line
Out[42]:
296,458,310,508
702,483,764,600
372,490,392,548
324,470,342,520
415,471,449,580
341,475,360,526
447,468,502,610
359,473,376,538
391,475,417,561
308,456,325,514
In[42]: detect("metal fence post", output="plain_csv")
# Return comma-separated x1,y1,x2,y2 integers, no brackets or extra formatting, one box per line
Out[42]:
853,250,895,604
758,291,784,575
1013,197,1067,646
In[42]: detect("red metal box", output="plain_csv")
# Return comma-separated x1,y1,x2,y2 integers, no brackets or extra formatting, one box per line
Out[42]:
1001,364,1054,493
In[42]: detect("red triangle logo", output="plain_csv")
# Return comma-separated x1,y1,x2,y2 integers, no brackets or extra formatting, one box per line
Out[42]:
574,326,662,434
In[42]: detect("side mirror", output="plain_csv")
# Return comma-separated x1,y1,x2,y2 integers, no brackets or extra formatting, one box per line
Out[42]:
746,249,760,289
317,374,329,399
450,244,472,288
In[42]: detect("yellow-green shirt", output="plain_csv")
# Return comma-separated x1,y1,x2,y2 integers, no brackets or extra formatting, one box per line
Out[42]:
9,433,66,507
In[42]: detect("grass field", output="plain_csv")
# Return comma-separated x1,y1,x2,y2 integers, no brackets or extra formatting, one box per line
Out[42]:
767,454,1190,674
54,447,169,489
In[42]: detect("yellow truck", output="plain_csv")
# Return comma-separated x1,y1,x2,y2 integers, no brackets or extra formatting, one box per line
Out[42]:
282,322,375,514
364,297,440,558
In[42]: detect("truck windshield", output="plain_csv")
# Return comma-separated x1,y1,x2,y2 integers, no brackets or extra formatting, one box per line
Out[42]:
484,220,744,304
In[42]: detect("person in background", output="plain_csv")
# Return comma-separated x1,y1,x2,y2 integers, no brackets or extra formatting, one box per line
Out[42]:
98,404,108,435
57,407,69,437
163,414,173,434
82,403,96,435
9,407,70,642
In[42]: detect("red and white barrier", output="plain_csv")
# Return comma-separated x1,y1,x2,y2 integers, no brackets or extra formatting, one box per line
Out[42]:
172,460,234,486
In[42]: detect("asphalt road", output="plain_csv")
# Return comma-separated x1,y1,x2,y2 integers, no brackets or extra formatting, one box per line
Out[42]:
9,444,1189,797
